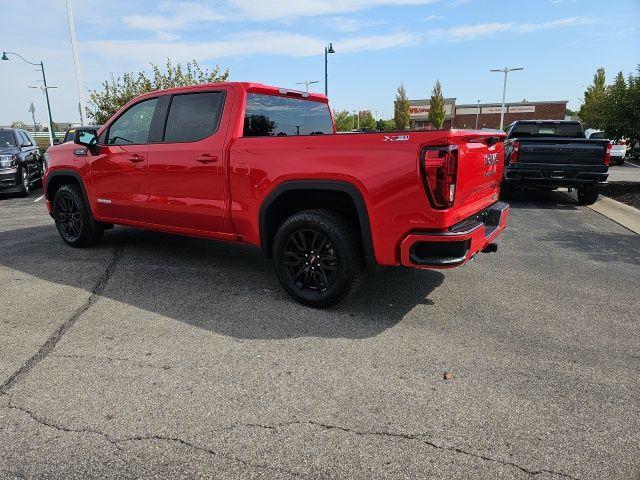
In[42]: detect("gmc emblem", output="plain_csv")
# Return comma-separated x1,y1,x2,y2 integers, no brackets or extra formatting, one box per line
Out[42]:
484,153,499,166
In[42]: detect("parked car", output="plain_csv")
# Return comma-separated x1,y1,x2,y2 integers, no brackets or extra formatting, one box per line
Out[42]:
609,143,627,165
43,82,509,307
61,125,102,144
501,120,610,205
0,127,44,196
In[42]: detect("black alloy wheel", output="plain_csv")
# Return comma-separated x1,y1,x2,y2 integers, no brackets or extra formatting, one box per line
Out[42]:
283,228,339,293
273,209,364,308
56,194,83,243
52,184,104,247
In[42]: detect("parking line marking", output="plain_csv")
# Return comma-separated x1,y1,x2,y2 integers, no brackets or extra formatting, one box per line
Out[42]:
33,195,44,203
624,160,640,168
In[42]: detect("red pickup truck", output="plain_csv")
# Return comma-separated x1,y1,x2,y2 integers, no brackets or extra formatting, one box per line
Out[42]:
43,82,509,307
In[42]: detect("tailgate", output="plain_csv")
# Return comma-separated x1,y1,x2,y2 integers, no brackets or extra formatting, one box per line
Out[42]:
517,138,608,166
453,135,504,210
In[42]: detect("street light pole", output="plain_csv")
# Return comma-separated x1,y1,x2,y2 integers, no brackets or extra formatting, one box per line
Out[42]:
324,43,334,96
490,67,524,130
475,99,481,129
65,0,86,124
2,51,56,146
296,80,319,92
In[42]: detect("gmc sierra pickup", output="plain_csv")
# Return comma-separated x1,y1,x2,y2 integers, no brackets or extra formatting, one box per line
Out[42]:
501,120,611,204
43,82,509,307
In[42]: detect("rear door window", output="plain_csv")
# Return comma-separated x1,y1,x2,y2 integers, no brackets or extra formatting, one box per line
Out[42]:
243,94,333,137
19,131,33,146
163,92,224,143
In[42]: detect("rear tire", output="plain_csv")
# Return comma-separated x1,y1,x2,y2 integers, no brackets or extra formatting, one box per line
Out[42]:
53,184,104,247
577,188,599,205
273,209,364,308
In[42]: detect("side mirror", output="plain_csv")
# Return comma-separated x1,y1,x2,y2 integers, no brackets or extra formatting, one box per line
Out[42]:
53,138,61,145
74,128,99,155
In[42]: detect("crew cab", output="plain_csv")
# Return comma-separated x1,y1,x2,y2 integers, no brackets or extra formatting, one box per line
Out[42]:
502,120,611,205
43,82,509,307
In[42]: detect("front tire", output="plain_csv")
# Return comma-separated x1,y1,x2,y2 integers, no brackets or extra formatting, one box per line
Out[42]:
577,188,599,205
19,166,31,197
273,209,364,308
53,184,104,247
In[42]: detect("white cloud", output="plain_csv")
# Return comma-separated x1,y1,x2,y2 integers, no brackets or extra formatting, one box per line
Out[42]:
230,0,440,20
123,1,225,31
423,14,444,21
428,16,591,41
131,0,442,25
325,16,386,32
86,30,416,63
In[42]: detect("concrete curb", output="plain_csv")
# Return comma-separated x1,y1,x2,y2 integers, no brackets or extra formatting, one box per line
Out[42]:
563,190,640,235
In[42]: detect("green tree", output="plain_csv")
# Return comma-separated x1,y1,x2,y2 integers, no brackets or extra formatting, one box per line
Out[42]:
394,83,410,130
604,71,629,141
334,110,354,132
428,80,446,129
579,67,607,129
87,59,230,124
375,119,386,131
626,66,640,148
358,110,376,131
383,119,397,131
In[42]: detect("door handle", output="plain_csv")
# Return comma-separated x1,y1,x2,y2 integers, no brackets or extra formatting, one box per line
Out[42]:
128,155,145,163
197,155,218,164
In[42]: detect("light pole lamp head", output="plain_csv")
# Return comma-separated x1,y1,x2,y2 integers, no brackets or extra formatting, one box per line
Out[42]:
327,43,335,54
1,52,9,61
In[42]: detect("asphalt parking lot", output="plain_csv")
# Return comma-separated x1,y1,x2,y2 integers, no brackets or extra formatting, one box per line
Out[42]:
1,188,639,479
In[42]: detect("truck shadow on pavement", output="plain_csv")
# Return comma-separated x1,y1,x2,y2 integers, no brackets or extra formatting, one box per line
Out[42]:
505,189,580,210
0,224,444,340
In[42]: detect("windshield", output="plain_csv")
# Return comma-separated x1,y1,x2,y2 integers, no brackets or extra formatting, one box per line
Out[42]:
0,130,16,147
510,122,583,139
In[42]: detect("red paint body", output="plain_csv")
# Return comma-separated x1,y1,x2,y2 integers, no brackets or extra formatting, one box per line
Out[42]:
44,82,509,269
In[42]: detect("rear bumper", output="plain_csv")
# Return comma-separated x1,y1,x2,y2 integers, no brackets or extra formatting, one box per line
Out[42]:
505,163,608,189
399,201,509,269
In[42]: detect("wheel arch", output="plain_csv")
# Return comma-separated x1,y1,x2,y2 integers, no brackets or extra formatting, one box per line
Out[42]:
45,170,92,215
259,180,376,270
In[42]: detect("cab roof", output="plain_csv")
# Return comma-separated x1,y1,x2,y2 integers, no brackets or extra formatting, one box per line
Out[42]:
137,82,329,103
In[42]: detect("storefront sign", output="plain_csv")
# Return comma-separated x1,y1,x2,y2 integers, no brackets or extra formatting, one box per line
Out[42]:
409,104,453,117
481,106,506,114
508,105,536,113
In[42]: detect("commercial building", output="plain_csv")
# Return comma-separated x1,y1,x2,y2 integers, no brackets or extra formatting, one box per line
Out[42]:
409,98,568,131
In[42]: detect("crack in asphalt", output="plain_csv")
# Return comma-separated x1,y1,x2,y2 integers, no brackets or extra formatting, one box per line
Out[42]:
0,246,124,395
1,404,579,479
117,435,303,478
4,402,123,451
2,404,301,478
215,420,579,479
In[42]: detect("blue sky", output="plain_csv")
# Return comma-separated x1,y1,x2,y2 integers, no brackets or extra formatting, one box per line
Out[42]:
1,0,638,125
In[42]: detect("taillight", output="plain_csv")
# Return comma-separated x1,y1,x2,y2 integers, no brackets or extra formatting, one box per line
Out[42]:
509,141,519,163
420,146,458,209
604,143,612,166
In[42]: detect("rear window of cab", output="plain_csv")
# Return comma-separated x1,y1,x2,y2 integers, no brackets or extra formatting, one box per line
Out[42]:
243,93,333,137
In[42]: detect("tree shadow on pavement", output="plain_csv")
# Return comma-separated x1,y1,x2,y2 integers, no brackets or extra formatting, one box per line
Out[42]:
0,224,444,340
541,229,640,266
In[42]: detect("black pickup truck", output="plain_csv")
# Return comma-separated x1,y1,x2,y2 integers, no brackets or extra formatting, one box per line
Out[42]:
501,120,611,205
